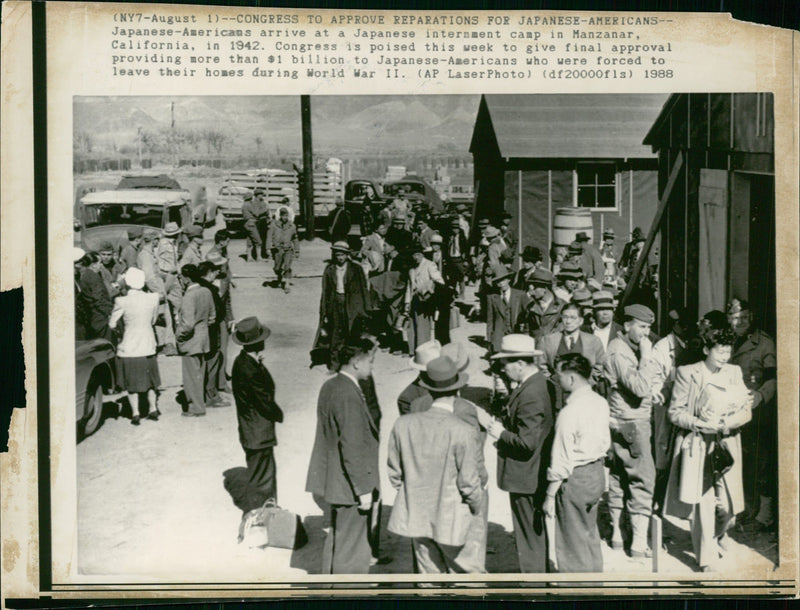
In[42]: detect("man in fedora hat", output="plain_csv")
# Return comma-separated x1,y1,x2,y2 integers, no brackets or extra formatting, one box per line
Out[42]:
524,268,564,341
180,224,205,268
387,355,486,573
231,317,284,511
317,241,370,372
480,334,555,573
327,197,352,245
157,221,181,278
407,344,489,573
386,213,412,249
306,338,380,574
397,340,441,416
619,227,646,280
486,264,529,353
571,232,604,286
553,262,583,304
241,190,263,262
513,246,543,290
582,290,623,352
444,215,469,297
602,303,658,557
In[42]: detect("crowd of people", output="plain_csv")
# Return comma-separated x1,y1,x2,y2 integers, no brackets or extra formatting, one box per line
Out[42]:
73,187,776,576
300,192,776,575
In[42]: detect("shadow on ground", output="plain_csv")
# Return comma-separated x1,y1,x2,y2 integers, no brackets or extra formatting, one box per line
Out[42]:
289,502,519,575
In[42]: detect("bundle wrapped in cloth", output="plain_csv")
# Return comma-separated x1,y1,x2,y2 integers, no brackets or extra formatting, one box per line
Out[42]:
697,381,751,427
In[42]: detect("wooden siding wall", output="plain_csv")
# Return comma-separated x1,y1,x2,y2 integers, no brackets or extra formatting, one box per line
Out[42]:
500,169,658,265
653,93,775,330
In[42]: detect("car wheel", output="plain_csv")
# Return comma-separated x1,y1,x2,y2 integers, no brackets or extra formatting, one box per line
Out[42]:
82,380,104,437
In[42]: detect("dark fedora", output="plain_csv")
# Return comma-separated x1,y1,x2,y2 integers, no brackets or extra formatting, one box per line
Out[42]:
418,356,469,393
521,246,542,263
232,316,271,346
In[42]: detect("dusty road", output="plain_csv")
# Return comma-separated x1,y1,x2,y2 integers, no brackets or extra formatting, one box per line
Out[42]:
76,233,777,582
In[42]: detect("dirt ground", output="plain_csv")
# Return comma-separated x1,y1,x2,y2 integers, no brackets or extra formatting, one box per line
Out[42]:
76,232,778,582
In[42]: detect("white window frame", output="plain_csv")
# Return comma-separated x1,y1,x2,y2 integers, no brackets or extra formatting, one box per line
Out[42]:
572,162,620,212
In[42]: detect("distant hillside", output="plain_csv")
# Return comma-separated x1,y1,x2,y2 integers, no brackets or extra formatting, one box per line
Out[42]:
73,95,480,157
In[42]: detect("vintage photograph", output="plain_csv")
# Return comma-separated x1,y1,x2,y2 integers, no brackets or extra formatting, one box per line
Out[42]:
70,92,777,580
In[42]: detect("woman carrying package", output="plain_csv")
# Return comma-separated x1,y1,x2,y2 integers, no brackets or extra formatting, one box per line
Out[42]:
663,328,753,572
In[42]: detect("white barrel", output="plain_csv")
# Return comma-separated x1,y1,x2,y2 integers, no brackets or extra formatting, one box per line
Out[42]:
553,207,593,246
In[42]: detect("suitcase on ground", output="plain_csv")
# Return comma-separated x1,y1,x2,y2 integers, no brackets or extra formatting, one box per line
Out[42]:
239,499,308,550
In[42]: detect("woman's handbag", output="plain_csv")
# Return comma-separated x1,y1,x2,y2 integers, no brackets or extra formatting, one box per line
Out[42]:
679,431,705,504
711,434,734,476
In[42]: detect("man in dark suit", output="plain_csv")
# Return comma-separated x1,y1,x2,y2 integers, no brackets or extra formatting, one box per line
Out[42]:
581,290,624,352
197,260,230,408
485,264,529,353
305,339,380,574
327,198,352,244
479,334,555,573
231,317,284,512
539,302,606,376
176,264,216,417
316,242,371,372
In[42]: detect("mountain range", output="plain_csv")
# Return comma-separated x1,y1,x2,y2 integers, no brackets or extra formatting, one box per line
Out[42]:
73,95,481,156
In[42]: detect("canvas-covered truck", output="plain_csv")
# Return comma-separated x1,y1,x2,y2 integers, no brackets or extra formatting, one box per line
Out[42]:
115,174,215,227
76,190,194,251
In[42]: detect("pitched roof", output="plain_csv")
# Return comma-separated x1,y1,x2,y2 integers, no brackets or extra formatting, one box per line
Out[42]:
473,94,669,160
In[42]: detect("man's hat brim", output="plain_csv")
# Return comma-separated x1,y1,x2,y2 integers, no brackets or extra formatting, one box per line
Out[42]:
417,371,469,393
490,349,543,360
232,325,271,345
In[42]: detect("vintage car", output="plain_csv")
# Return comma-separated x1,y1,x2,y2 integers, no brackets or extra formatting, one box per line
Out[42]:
75,338,116,438
115,174,216,227
383,175,445,215
344,179,384,234
76,190,194,252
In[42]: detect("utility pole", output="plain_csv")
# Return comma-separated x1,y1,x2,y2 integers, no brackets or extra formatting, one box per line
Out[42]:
301,95,315,239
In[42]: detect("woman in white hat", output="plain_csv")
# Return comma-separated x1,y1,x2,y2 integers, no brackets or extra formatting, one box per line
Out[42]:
109,267,162,425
